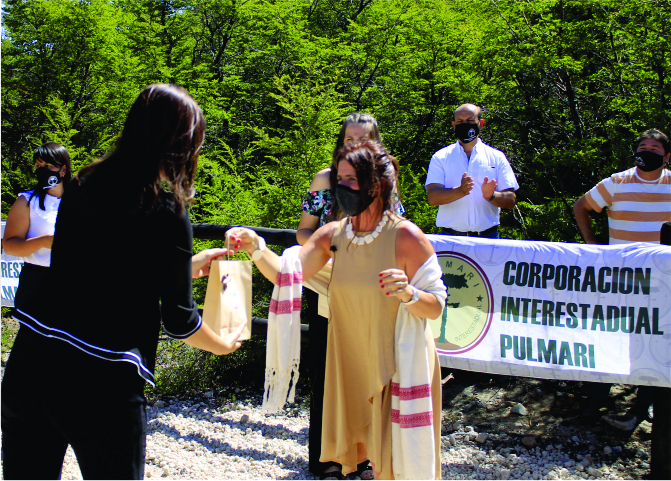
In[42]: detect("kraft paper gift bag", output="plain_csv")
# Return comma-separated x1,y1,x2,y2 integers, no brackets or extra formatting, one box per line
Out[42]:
203,259,252,341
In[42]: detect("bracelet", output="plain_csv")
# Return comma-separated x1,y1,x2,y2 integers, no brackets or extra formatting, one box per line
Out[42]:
489,192,497,202
401,286,420,305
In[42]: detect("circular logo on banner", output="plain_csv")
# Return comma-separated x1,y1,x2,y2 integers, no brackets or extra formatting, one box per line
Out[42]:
430,252,493,354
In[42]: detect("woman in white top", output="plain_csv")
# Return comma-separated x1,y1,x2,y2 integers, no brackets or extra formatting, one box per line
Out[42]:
2,142,71,308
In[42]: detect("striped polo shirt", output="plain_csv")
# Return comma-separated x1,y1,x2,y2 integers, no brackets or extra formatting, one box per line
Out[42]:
585,167,671,244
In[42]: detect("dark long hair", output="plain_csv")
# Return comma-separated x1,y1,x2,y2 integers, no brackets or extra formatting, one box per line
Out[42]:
332,141,399,218
329,113,383,220
30,142,72,210
77,84,205,214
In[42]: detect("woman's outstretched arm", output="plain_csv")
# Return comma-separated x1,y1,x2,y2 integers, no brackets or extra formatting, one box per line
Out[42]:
226,223,336,284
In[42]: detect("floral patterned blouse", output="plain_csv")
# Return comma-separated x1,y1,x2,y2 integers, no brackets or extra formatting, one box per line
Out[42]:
302,188,334,227
302,188,405,227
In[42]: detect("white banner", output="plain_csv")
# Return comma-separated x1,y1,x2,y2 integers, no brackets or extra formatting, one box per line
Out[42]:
1,220,24,307
427,235,671,387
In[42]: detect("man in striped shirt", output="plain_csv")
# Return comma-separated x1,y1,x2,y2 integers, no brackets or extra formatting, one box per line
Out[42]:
574,129,671,245
572,129,669,428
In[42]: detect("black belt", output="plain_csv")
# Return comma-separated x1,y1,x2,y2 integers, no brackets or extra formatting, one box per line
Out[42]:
441,225,499,237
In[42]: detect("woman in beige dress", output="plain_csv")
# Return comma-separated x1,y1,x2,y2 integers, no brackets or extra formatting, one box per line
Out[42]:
228,141,444,479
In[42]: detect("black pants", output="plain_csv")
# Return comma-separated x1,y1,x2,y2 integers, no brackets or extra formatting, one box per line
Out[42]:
306,288,329,475
583,382,654,417
13,262,49,310
1,328,147,480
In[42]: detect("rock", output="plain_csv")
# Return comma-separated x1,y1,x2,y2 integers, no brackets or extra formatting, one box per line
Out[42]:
511,403,528,416
636,449,648,459
154,400,166,409
204,391,213,399
603,446,612,455
448,434,457,446
468,431,478,441
559,468,570,479
587,467,601,477
602,414,637,431
163,467,169,476
500,468,511,480
612,446,623,454
522,436,537,449
476,433,488,444
240,414,250,424
571,435,580,443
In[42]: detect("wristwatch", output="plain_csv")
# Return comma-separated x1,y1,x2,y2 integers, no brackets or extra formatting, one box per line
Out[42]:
402,286,420,305
251,237,267,261
489,192,497,202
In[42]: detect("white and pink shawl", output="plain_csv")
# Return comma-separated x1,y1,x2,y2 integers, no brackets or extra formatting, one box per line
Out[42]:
391,254,447,480
262,245,303,413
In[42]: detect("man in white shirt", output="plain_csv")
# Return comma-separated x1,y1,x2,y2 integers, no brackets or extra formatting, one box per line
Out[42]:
425,104,519,238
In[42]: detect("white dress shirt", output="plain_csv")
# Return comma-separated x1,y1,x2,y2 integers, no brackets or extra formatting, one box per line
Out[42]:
425,140,519,232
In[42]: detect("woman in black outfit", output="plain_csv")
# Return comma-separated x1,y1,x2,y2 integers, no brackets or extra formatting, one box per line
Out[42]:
1,84,245,480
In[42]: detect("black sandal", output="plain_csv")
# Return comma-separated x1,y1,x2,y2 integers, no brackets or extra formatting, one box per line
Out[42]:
356,461,374,480
320,462,345,480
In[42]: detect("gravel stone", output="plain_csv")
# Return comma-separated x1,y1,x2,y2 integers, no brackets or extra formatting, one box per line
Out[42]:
0,387,653,480
522,436,537,449
510,403,528,416
587,467,601,477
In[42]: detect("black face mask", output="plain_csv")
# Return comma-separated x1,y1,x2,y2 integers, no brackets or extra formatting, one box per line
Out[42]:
35,166,62,190
634,150,666,172
335,184,374,216
454,122,480,144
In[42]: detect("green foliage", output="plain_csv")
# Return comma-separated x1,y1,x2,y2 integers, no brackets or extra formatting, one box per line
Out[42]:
151,334,268,396
1,314,18,359
4,0,668,242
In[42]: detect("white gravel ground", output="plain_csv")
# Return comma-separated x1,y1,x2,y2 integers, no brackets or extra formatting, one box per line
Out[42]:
3,393,644,480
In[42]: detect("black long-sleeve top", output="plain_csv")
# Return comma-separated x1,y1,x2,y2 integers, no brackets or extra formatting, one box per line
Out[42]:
14,164,202,387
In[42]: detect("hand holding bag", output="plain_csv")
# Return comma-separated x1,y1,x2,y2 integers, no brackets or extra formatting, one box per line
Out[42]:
202,255,252,341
